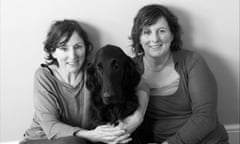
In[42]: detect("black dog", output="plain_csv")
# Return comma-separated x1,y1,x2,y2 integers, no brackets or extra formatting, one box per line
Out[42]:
86,44,141,143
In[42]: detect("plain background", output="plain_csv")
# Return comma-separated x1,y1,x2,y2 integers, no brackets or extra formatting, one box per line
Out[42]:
0,0,239,142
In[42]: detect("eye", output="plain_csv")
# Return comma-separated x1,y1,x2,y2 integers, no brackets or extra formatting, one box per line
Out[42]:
142,29,151,35
74,43,84,49
56,41,67,50
111,60,119,71
97,63,103,73
160,29,166,32
58,45,68,51
158,29,167,34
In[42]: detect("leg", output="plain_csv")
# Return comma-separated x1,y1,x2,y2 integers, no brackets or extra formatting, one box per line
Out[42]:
20,136,88,144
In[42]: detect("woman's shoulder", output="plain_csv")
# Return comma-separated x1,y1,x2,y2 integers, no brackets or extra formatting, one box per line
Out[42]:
173,49,209,73
173,49,204,65
35,64,52,75
34,64,55,83
173,49,201,59
33,64,60,93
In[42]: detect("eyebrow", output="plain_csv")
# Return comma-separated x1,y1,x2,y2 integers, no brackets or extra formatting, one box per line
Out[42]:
74,42,85,45
159,26,168,29
143,26,168,30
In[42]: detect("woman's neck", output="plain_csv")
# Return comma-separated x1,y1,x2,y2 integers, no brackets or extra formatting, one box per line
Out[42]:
144,53,171,72
53,66,83,87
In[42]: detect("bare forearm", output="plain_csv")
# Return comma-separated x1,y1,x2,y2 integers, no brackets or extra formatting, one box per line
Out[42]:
121,90,149,133
75,129,94,142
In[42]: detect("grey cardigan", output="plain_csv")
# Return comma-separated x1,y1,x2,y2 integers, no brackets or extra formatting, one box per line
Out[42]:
135,49,228,144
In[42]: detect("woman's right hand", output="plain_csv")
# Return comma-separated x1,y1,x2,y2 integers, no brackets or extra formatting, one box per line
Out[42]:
90,125,125,143
76,124,131,143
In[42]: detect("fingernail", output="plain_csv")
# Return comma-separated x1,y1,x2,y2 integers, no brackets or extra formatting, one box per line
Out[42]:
120,129,125,132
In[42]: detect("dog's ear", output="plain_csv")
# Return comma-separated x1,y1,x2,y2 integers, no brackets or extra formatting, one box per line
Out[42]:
123,56,141,91
86,62,99,91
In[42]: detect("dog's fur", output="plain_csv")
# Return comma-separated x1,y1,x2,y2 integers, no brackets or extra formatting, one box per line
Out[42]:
86,45,141,129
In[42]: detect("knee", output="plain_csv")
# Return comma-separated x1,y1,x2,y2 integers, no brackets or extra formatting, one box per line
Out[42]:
55,136,88,144
19,136,89,144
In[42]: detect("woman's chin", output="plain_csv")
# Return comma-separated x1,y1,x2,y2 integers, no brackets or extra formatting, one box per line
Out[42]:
66,67,81,73
149,52,163,58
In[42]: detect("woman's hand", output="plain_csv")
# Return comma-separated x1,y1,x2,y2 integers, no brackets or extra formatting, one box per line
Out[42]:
117,110,143,134
76,124,131,143
107,131,132,144
91,125,123,143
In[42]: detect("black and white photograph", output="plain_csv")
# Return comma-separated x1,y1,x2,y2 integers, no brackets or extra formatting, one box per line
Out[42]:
0,0,239,144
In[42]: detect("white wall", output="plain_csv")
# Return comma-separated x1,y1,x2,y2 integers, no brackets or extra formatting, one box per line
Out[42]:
0,0,239,142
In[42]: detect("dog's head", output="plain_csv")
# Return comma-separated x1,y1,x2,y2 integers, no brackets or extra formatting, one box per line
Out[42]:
86,45,141,105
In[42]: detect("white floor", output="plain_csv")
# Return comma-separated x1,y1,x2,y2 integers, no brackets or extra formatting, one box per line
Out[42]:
0,141,19,144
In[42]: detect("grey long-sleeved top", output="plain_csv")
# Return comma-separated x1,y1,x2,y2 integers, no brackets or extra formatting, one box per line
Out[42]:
136,50,228,144
23,65,90,140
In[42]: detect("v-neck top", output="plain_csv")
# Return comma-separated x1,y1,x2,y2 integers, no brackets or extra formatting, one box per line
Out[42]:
23,64,90,140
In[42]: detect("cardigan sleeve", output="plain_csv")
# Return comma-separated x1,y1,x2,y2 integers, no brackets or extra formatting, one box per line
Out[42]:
167,53,218,144
33,68,81,139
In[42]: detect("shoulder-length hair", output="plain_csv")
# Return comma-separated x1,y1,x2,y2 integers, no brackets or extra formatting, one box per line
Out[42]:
44,19,93,66
130,4,182,56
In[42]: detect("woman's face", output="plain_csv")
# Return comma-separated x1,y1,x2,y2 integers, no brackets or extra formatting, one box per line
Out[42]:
140,17,173,59
52,32,86,73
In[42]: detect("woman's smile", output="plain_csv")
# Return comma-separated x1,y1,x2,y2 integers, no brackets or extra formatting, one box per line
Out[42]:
67,60,79,65
150,43,163,49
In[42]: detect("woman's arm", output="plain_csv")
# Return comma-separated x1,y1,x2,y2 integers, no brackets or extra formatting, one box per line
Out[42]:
119,79,150,134
167,54,218,144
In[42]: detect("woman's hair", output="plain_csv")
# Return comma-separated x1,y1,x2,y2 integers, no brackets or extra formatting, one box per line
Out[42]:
130,4,182,56
44,19,93,66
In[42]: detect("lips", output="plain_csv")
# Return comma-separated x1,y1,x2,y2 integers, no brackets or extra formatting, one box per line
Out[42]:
150,44,162,49
68,62,77,64
67,61,79,65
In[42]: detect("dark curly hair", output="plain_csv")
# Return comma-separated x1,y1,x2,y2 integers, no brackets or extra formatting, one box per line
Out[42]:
130,4,182,56
44,19,93,66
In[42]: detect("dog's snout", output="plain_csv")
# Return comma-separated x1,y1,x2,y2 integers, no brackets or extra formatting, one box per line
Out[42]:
102,91,121,105
103,92,111,98
102,92,113,105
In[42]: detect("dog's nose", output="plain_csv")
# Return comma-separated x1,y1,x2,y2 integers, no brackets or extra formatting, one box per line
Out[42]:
103,92,111,98
102,92,113,105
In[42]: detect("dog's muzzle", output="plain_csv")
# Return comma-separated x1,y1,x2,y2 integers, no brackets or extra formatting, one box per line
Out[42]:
102,92,121,105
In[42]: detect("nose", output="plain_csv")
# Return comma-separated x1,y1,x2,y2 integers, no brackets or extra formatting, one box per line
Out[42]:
103,92,111,98
102,91,113,105
150,31,160,43
68,47,77,59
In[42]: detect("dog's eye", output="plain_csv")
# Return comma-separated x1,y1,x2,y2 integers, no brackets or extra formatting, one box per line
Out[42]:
97,63,103,73
111,60,119,71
